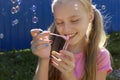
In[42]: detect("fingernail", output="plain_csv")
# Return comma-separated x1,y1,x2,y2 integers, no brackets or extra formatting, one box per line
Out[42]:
46,32,50,35
52,51,56,55
59,50,63,53
45,44,50,47
49,55,53,59
39,29,43,33
44,31,50,35
49,40,53,44
50,59,53,63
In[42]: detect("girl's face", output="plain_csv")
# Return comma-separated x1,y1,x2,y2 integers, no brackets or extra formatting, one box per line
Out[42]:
54,0,93,46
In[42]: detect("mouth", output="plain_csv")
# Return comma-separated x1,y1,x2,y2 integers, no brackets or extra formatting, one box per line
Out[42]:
66,32,78,40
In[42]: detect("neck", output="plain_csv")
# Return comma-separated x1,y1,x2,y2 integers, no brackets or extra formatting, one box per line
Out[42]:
67,37,87,54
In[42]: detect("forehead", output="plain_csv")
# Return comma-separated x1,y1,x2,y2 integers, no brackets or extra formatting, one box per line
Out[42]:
53,0,87,18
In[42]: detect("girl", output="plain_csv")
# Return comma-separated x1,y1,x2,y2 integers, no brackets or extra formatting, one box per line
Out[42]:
30,0,112,80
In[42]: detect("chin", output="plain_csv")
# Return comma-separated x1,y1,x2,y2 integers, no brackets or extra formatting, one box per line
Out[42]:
68,38,81,46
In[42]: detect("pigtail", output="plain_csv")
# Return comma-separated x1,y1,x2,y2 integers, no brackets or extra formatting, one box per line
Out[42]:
83,7,106,80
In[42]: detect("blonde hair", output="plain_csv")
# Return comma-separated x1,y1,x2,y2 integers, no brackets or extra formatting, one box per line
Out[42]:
48,0,106,80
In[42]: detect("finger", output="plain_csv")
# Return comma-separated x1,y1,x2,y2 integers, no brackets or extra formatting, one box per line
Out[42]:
51,53,73,71
30,29,42,38
31,40,52,47
51,57,74,73
52,52,75,70
60,50,75,61
51,51,62,59
31,44,51,56
31,43,51,50
51,60,65,73
51,51,70,65
51,56,68,73
34,31,50,41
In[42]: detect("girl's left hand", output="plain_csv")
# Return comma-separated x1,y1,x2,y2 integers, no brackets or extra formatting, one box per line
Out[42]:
51,50,76,80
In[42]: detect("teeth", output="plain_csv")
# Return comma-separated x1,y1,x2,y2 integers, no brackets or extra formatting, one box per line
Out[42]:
68,33,76,37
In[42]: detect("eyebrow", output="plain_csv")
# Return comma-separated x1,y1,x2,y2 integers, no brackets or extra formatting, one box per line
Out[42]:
55,15,80,20
69,15,81,18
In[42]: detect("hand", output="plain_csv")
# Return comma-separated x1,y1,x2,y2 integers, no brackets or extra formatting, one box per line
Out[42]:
51,50,76,80
30,29,52,59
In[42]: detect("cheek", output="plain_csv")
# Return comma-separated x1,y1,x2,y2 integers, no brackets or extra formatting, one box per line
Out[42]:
76,22,89,36
81,19,90,32
77,27,86,37
56,27,63,35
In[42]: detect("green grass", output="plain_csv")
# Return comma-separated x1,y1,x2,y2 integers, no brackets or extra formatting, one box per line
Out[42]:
106,32,120,69
0,49,38,80
106,32,120,80
107,77,117,80
0,32,120,80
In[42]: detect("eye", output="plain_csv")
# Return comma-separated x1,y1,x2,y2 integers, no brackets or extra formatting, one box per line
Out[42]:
56,22,64,25
71,19,80,23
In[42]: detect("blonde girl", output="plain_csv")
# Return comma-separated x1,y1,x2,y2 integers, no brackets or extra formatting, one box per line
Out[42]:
30,0,112,80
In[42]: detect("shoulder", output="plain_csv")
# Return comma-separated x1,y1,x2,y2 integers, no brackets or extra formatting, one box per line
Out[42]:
97,47,112,73
97,47,110,59
97,47,111,64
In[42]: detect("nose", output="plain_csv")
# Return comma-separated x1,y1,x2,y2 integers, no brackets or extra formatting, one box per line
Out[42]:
63,23,71,34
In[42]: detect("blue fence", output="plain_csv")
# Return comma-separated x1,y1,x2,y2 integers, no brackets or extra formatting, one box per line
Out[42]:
93,0,120,33
0,0,120,51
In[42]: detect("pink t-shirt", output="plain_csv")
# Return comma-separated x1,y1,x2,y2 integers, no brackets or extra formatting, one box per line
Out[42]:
74,48,112,80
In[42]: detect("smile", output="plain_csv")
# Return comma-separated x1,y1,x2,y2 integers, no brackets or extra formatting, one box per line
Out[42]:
67,33,77,39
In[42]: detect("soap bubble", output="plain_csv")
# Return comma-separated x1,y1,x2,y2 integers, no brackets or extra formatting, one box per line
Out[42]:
17,0,21,5
15,5,20,12
31,5,37,12
11,0,21,5
0,33,4,39
11,7,16,14
11,0,17,4
11,5,20,14
12,19,19,26
102,5,106,10
32,16,38,23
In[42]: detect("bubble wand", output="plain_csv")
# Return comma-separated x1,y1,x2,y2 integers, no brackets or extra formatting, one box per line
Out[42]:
62,36,69,50
38,28,69,50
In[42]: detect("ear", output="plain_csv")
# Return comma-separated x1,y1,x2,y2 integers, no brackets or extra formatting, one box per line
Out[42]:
89,9,94,23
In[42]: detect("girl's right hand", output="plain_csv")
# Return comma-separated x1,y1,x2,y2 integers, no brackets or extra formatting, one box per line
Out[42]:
30,29,52,59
